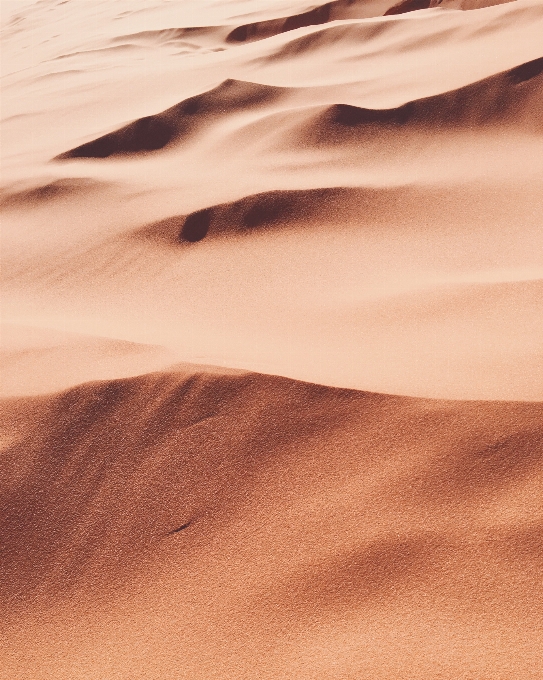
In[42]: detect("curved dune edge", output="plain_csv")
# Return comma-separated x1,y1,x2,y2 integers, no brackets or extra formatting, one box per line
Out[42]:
53,55,543,161
54,79,287,160
105,0,477,53
2,366,542,678
2,0,543,677
225,0,400,43
383,0,515,14
4,177,542,402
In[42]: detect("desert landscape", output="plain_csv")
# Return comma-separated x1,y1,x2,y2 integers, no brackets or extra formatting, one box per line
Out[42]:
1,0,542,678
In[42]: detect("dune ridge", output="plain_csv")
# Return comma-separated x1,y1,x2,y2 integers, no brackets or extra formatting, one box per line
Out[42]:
296,54,543,143
55,79,286,159
105,0,454,53
225,0,401,43
2,1,543,677
2,366,543,678
53,54,543,163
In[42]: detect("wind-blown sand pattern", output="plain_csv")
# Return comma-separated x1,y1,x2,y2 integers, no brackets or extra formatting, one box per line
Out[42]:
1,0,542,678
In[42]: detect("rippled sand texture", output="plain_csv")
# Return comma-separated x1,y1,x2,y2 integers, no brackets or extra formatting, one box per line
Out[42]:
1,1,542,678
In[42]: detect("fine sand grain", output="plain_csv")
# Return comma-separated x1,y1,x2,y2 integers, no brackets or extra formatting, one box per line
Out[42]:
2,369,543,679
1,0,542,677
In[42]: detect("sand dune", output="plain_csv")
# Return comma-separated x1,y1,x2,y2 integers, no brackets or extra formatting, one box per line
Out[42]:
300,56,543,137
225,0,400,43
54,55,543,161
56,79,287,160
2,368,543,678
2,2,541,402
1,0,543,677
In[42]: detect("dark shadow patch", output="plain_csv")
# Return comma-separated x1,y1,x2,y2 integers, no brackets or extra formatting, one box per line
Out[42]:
332,102,415,126
135,187,406,246
54,79,286,160
509,56,543,85
241,193,293,229
56,116,174,159
227,3,333,43
180,208,213,242
175,188,342,243
384,0,431,15
168,521,192,535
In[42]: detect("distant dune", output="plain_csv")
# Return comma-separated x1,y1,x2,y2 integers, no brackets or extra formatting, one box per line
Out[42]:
55,79,287,160
54,56,543,161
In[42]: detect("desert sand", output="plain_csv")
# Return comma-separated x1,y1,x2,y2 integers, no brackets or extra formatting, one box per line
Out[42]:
1,0,542,678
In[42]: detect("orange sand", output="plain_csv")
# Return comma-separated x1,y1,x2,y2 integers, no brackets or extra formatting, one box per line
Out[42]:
1,0,542,677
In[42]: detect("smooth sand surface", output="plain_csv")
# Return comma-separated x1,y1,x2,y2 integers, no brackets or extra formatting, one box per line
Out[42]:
2,0,542,400
1,0,542,678
2,369,543,679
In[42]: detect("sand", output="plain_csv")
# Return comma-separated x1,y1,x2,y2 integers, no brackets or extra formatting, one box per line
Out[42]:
1,0,542,678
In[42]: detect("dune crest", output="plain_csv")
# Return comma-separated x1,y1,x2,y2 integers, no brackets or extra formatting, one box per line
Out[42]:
226,0,401,43
298,55,543,140
56,79,286,159
2,0,543,677
54,54,543,163
2,367,543,678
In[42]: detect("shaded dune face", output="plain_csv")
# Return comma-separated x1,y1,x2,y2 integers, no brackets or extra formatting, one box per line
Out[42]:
226,0,406,44
55,79,286,159
56,116,175,159
385,0,433,15
438,0,517,8
1,368,542,671
143,187,351,244
143,185,430,245
54,55,543,163
226,2,335,43
396,0,519,14
0,370,367,612
386,0,516,15
510,55,543,84
305,56,543,139
144,186,428,244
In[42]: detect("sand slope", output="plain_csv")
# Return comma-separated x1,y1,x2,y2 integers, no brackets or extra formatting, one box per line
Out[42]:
54,56,543,161
2,368,543,678
2,0,543,400
1,1,543,677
